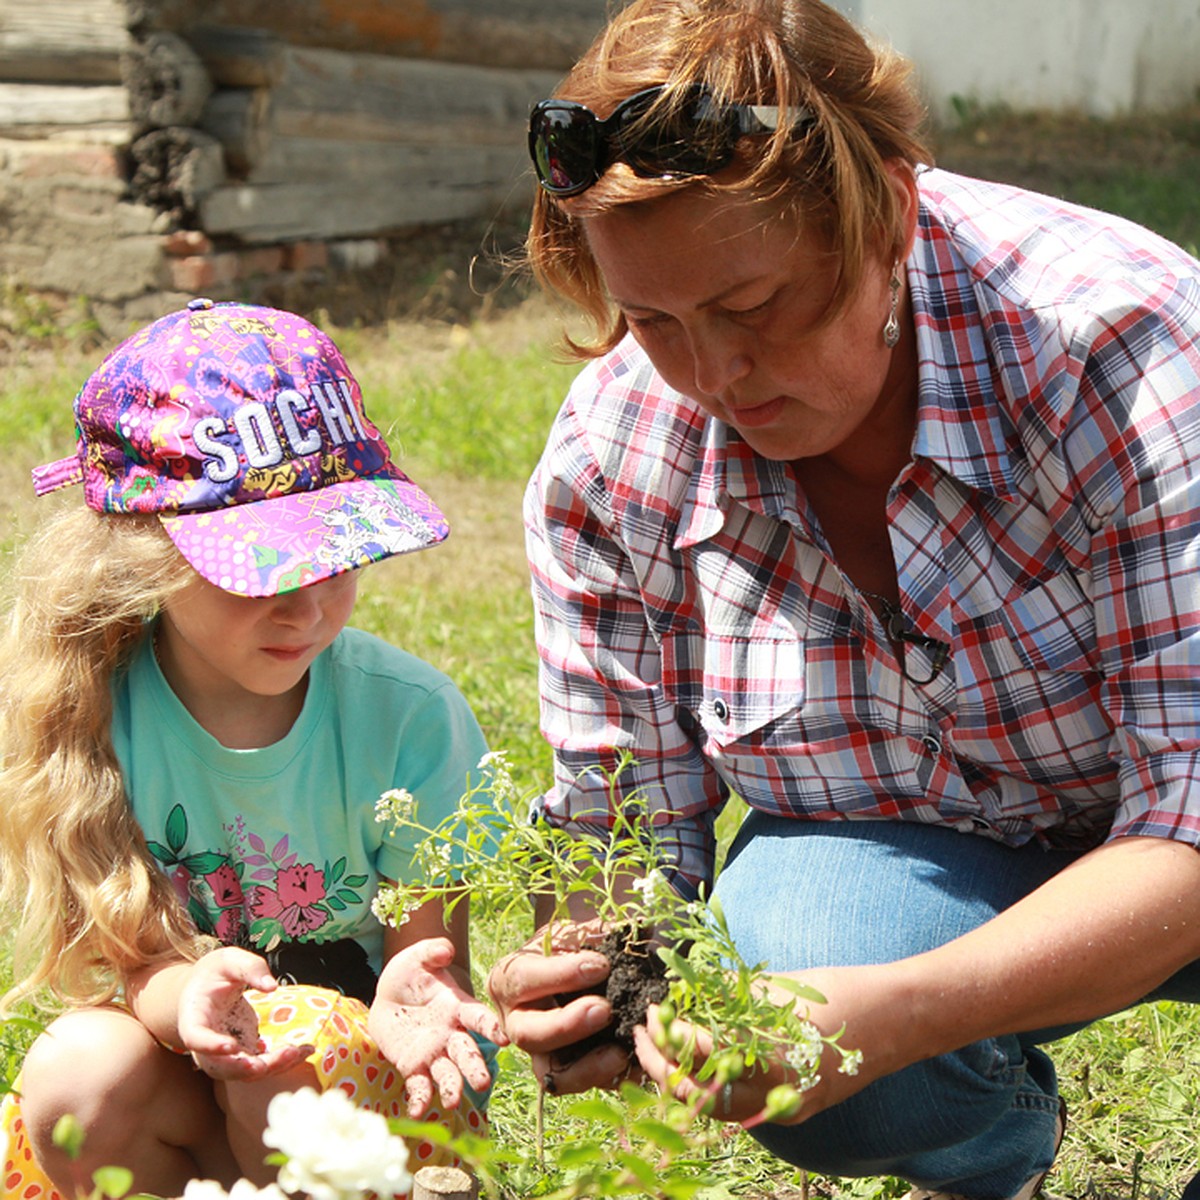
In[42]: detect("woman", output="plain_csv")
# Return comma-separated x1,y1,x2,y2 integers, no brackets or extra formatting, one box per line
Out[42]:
488,0,1200,1196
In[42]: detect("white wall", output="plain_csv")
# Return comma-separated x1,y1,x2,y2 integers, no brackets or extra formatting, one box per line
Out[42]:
832,1,1200,119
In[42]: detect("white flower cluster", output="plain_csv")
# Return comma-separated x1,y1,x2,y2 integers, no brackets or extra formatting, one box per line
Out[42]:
784,1021,830,1092
263,1086,412,1200
183,1181,289,1200
630,869,670,907
838,1046,864,1076
476,749,519,807
371,882,421,928
375,787,416,824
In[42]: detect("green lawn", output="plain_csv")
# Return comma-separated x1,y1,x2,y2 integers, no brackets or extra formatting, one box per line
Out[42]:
2,106,1199,1199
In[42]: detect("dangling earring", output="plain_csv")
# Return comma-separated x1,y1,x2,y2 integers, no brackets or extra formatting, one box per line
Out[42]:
882,262,902,349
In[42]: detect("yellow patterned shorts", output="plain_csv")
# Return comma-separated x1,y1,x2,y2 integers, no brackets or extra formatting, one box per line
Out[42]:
2,985,488,1200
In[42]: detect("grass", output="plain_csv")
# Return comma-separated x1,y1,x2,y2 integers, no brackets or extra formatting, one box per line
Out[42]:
2,107,1200,1198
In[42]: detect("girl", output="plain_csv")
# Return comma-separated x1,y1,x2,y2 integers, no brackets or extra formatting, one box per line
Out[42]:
0,299,504,1199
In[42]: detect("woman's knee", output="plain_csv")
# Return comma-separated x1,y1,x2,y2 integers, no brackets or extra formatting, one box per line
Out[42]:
746,1036,1030,1176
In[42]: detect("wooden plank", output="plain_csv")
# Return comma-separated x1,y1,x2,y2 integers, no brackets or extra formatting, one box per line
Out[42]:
0,83,131,130
141,0,607,71
183,26,289,89
198,88,269,174
196,50,556,180
0,0,131,83
199,144,530,240
238,137,528,189
267,48,557,126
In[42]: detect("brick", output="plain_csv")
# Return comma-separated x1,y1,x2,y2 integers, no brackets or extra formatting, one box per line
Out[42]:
163,229,213,257
285,241,328,271
169,252,239,294
238,246,286,277
16,146,123,180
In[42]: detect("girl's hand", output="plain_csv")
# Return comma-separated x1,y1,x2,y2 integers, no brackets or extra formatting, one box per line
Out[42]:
369,937,509,1117
176,946,314,1080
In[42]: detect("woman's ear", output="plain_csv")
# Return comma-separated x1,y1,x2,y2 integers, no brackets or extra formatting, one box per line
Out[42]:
884,158,920,260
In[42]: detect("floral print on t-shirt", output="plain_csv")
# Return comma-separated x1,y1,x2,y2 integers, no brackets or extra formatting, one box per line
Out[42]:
146,802,370,950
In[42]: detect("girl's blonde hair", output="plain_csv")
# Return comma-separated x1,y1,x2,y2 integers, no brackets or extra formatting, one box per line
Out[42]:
528,0,931,356
0,508,213,1008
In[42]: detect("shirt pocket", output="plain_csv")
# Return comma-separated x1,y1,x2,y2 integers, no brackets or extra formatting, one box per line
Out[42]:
996,570,1099,674
662,626,806,749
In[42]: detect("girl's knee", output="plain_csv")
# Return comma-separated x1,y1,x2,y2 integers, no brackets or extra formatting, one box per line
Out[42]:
22,1009,162,1125
216,1060,320,1184
21,1008,227,1190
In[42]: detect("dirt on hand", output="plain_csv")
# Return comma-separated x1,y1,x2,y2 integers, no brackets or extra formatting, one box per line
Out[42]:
552,928,670,1065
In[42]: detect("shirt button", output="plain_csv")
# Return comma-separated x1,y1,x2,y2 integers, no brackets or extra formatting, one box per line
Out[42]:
921,734,942,755
712,698,730,722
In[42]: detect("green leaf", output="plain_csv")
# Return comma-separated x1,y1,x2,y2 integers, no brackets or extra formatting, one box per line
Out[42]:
164,804,188,853
630,1117,689,1155
770,976,828,1004
51,1114,84,1159
388,1118,452,1145
249,918,285,949
92,1166,134,1199
564,1095,627,1126
659,945,699,988
556,1143,605,1168
614,1153,660,1190
183,851,231,875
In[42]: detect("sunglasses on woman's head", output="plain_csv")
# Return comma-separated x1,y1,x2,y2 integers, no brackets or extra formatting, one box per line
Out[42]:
528,83,813,198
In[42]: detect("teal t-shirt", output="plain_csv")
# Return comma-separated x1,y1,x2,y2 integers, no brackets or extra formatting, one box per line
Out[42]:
111,625,488,973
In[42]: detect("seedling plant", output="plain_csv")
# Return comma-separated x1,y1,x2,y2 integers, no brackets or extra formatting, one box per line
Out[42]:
373,752,864,1198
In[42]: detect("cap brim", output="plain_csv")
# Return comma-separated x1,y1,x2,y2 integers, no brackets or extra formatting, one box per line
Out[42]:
160,474,448,597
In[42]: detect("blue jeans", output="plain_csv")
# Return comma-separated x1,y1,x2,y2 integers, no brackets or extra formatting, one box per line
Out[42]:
713,813,1200,1197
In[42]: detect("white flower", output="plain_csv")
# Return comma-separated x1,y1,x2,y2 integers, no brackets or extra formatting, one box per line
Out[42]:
785,1021,827,1074
371,885,419,929
838,1047,864,1076
182,1181,289,1200
375,788,416,824
263,1086,412,1200
476,750,519,806
631,869,669,906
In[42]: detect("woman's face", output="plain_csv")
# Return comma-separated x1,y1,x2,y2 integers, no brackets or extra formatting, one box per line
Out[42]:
581,171,917,465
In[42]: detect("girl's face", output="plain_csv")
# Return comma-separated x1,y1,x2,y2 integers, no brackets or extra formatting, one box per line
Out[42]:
156,570,358,742
581,167,918,467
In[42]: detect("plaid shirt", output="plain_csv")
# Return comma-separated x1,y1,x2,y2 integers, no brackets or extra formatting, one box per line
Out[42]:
525,168,1200,895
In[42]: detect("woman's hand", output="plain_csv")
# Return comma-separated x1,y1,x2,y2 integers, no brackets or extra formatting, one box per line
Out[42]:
176,946,314,1080
369,937,508,1117
486,919,631,1094
634,961,921,1127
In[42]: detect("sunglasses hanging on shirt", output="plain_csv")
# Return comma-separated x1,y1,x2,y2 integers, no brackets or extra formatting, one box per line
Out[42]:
871,594,951,686
528,83,814,197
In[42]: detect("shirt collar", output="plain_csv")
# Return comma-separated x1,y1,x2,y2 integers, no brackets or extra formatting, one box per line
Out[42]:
908,193,1023,503
676,418,804,549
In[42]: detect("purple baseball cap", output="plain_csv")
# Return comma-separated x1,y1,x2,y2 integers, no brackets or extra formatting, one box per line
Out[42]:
32,298,449,597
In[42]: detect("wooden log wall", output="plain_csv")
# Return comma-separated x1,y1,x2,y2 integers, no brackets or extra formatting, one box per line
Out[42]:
0,0,608,327
187,32,562,241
